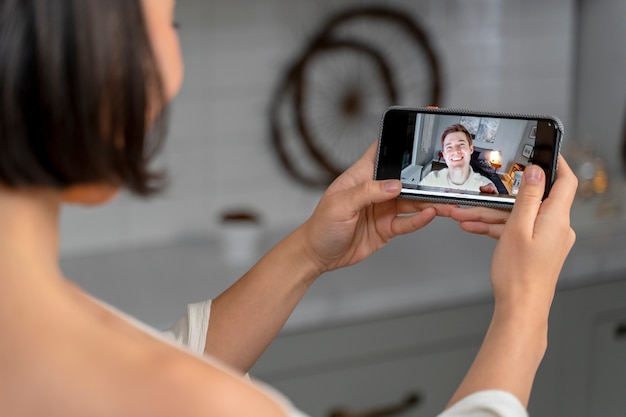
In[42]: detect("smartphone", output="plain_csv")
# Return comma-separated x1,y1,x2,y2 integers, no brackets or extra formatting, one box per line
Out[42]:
374,106,563,209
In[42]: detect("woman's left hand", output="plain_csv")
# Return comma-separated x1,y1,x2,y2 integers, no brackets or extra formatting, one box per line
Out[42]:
299,140,454,274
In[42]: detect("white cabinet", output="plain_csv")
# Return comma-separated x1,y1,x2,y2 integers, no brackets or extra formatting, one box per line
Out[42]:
553,277,626,417
253,276,626,417
401,164,423,185
588,312,626,417
253,301,492,417
266,344,478,417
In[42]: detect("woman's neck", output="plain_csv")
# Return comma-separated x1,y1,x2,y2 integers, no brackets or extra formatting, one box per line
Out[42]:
0,187,63,284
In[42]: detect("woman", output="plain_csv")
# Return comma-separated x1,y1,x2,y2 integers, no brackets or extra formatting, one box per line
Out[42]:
0,1,577,416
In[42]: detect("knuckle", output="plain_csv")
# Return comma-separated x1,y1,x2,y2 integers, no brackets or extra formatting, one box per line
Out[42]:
568,229,576,245
556,220,574,240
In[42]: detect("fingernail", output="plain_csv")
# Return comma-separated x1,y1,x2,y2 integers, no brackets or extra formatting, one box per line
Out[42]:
524,165,543,184
383,180,401,193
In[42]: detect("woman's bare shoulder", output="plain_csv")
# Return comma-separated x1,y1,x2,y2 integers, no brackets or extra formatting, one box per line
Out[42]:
1,283,288,417
149,354,290,417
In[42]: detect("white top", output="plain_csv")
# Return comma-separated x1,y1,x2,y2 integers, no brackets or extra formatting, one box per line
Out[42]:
162,299,528,417
161,299,211,354
419,167,495,192
436,391,528,417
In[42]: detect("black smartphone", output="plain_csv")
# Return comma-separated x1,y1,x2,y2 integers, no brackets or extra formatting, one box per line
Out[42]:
374,106,563,209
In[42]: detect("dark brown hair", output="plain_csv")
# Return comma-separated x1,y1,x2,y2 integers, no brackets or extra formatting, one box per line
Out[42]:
0,0,167,195
441,124,472,147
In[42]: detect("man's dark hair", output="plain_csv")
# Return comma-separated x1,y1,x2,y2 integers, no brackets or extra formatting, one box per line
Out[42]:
0,0,167,195
440,124,472,147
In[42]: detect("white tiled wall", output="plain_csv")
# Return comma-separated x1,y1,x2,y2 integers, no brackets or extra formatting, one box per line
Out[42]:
60,0,576,257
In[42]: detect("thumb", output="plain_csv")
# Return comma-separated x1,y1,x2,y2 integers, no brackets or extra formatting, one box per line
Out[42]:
508,165,545,231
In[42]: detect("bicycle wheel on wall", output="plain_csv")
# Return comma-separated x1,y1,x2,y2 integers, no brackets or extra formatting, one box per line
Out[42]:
270,5,443,187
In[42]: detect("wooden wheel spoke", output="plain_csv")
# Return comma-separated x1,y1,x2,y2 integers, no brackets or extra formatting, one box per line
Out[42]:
270,5,443,186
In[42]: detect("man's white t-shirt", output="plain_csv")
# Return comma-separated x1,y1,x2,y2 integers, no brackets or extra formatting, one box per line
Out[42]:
419,168,495,192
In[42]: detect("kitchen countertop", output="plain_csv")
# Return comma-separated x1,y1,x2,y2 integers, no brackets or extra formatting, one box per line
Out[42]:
61,193,626,333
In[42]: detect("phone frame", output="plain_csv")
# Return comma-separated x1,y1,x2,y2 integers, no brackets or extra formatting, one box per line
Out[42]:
374,106,564,209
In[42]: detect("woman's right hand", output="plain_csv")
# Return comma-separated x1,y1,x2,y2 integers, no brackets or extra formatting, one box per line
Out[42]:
444,157,578,409
490,156,577,310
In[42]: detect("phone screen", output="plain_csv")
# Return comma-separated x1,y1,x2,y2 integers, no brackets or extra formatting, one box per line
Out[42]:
375,107,562,208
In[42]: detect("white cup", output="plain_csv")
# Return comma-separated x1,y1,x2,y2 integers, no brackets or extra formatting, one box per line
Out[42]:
219,211,261,267
221,223,261,267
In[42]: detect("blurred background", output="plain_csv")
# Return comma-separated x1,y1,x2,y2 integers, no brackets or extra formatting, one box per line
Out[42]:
61,0,626,326
60,1,625,415
59,0,625,256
